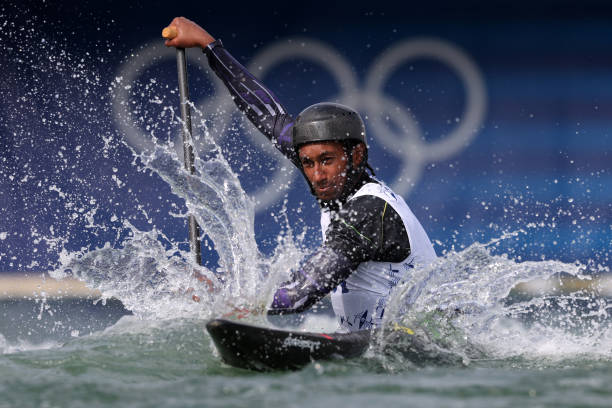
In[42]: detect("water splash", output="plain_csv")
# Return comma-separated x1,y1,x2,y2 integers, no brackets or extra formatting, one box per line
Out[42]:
374,237,612,370
39,88,612,364
49,91,307,322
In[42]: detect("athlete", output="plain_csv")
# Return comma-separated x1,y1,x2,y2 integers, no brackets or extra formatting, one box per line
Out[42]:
164,17,437,331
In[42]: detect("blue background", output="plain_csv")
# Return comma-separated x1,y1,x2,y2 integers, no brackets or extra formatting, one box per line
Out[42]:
1,0,611,272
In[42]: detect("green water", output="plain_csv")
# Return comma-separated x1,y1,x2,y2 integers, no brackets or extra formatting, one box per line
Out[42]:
2,315,611,408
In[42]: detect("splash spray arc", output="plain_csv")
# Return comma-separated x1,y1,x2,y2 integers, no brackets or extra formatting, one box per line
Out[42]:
162,26,202,266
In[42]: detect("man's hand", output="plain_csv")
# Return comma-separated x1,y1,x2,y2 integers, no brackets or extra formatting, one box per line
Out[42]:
162,17,215,49
222,307,251,319
189,270,219,302
193,270,217,292
222,303,266,319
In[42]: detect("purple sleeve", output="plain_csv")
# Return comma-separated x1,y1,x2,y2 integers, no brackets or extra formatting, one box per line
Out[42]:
267,246,354,315
203,40,299,167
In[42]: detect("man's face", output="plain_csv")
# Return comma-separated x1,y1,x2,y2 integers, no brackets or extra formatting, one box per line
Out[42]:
298,141,349,201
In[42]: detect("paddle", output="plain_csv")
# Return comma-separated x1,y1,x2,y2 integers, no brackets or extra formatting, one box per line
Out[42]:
162,21,258,312
162,26,202,266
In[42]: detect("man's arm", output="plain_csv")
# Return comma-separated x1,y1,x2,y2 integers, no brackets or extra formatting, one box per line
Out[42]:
164,17,298,166
203,43,298,165
268,195,411,315
267,246,354,315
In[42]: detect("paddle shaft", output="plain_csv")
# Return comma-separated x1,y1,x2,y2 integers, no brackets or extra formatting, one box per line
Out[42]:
176,48,202,265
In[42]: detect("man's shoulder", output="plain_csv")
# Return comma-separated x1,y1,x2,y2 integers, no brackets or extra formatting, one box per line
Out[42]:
344,193,387,213
336,193,394,224
351,181,402,206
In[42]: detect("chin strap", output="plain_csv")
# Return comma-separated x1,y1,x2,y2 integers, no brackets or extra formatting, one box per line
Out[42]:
366,162,376,177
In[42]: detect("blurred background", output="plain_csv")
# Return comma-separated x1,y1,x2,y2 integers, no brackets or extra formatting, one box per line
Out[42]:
1,0,610,293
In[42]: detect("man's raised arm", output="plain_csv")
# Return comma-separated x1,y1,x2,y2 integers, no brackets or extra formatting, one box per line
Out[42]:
164,17,298,166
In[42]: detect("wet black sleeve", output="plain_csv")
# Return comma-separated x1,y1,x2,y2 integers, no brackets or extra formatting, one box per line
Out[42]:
203,40,299,167
268,195,411,315
326,195,411,264
267,246,354,315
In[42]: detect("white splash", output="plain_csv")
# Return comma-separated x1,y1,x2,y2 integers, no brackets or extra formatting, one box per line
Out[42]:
51,101,306,322
378,239,612,368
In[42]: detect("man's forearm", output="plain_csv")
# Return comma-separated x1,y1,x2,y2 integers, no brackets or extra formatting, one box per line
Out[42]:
203,41,299,165
267,246,355,315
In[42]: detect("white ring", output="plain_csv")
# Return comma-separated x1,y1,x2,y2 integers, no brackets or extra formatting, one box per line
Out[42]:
365,38,487,161
112,42,221,157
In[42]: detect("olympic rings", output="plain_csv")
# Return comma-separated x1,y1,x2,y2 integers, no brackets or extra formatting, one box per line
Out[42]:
112,37,486,211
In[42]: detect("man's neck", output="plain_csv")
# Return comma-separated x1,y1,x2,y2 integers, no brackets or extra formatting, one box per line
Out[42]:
318,171,374,211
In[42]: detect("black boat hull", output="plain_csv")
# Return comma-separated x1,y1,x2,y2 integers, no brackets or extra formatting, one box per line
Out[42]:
206,318,371,371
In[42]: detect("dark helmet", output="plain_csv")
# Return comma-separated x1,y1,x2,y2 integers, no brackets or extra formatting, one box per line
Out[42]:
292,103,375,204
292,102,366,148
